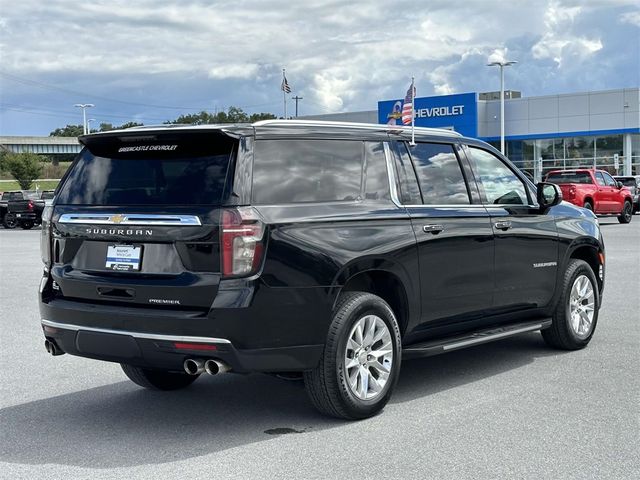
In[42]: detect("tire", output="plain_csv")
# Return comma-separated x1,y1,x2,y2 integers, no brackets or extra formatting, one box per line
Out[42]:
304,291,402,420
20,221,34,230
3,213,17,229
120,364,199,390
617,201,633,224
542,259,599,350
583,200,593,212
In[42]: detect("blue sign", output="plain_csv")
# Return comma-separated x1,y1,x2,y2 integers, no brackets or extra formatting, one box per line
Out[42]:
378,92,478,138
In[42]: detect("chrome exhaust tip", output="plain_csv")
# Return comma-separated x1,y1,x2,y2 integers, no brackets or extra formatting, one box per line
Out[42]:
204,359,231,376
183,358,205,375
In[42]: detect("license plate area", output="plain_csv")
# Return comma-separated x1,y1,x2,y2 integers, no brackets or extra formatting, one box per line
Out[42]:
106,244,142,271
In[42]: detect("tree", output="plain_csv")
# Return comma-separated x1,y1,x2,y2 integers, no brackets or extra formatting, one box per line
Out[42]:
99,122,114,131
0,152,44,190
118,121,144,129
49,124,84,137
166,107,275,125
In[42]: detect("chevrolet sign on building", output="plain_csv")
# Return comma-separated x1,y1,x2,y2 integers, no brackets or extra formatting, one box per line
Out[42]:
378,92,478,137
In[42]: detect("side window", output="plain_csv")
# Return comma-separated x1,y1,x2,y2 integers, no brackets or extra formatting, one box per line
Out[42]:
251,140,364,204
363,142,391,201
391,141,422,204
408,142,470,205
602,172,616,187
467,147,529,205
595,172,606,186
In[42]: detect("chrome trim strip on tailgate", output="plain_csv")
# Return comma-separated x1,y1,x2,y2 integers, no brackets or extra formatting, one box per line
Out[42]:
41,319,231,344
58,213,202,226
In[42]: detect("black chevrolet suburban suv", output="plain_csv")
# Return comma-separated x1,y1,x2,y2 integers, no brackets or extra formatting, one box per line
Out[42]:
39,120,605,419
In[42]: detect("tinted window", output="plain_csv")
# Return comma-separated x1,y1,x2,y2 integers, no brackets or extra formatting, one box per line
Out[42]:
408,142,469,205
616,178,636,187
56,150,232,205
547,172,593,184
595,172,606,186
3,192,24,201
602,172,616,186
391,142,422,204
252,140,363,204
41,191,55,200
363,142,390,201
467,147,528,205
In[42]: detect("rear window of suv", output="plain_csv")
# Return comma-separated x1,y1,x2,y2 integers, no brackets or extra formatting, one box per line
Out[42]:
56,135,235,205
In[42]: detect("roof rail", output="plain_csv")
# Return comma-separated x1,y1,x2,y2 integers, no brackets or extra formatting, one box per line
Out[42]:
251,119,463,137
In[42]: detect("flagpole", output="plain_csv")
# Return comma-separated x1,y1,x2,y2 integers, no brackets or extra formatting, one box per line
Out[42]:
283,68,287,118
410,76,416,146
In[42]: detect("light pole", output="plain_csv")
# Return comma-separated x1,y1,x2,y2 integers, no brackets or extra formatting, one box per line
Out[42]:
487,60,517,155
87,119,96,133
74,103,95,134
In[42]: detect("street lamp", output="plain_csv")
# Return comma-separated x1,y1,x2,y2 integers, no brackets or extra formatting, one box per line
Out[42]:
74,103,95,134
487,60,517,155
87,118,96,133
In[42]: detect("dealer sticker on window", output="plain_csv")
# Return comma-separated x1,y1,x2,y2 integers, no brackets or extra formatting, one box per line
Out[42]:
106,245,142,271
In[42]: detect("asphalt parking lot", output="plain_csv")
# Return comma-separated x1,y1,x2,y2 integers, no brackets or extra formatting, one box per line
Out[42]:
0,219,638,479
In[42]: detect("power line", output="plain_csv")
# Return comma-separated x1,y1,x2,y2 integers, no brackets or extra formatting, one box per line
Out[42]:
0,71,204,110
0,71,283,113
0,103,168,123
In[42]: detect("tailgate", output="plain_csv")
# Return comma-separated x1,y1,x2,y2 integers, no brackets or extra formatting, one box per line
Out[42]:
46,130,238,311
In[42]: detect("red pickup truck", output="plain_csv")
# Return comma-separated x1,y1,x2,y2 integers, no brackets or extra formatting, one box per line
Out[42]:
545,169,634,224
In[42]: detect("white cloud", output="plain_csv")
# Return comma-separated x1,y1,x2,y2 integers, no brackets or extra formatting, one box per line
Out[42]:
208,64,260,80
619,10,640,27
532,1,603,67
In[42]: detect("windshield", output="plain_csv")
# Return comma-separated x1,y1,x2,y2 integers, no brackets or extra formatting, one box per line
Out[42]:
56,135,236,206
617,178,636,187
546,172,592,184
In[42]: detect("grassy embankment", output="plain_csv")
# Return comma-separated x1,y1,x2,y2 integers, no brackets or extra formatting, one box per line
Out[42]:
0,161,69,192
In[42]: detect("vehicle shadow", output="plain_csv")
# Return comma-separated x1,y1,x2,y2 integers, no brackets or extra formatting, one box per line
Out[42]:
0,332,564,468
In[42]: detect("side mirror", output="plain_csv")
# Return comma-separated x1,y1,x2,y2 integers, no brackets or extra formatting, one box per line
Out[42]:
616,181,624,189
537,182,562,211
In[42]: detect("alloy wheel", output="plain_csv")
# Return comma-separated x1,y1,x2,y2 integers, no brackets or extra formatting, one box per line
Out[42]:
568,274,595,339
343,314,393,400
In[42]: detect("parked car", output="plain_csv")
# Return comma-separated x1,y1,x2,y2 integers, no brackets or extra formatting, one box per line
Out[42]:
613,175,640,213
7,190,52,229
545,169,634,223
39,121,605,419
1,190,28,228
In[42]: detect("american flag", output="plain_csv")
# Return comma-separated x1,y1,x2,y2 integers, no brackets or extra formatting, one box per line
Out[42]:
281,75,292,94
402,82,416,125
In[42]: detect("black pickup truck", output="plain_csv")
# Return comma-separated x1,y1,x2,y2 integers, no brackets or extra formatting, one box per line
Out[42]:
1,191,27,228
4,190,54,229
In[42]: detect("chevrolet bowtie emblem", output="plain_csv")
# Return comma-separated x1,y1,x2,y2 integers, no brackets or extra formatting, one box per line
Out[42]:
110,214,126,224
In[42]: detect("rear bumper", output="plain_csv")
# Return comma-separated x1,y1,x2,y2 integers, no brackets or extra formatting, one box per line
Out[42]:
14,212,37,221
41,318,324,373
38,279,332,372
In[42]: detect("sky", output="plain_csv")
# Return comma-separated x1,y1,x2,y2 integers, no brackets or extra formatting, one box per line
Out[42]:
0,0,638,136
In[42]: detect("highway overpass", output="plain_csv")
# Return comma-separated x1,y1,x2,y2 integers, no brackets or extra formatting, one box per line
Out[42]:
0,136,81,155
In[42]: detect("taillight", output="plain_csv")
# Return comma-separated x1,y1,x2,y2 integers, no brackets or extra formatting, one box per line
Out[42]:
40,206,53,266
221,207,265,277
566,186,576,199
27,200,34,211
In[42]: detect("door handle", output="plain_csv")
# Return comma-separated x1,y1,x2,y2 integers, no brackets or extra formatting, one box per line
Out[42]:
494,220,512,231
423,224,445,234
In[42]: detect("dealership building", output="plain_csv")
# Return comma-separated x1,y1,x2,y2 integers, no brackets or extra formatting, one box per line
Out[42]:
304,87,639,181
